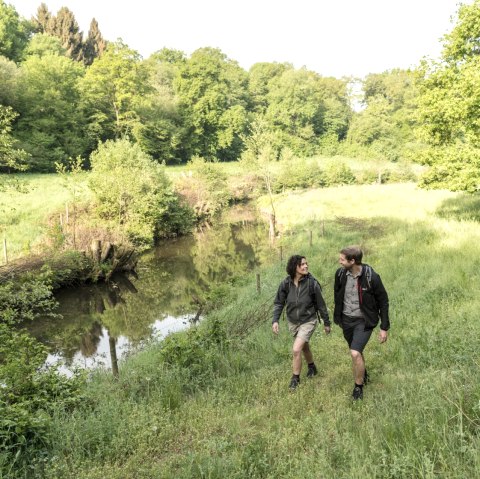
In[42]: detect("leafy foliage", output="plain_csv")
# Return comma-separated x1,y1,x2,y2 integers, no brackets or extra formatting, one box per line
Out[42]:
89,138,193,246
0,0,32,62
0,270,86,476
0,105,29,172
14,53,87,171
416,1,480,191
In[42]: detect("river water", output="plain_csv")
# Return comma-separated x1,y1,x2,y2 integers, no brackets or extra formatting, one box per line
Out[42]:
26,206,275,374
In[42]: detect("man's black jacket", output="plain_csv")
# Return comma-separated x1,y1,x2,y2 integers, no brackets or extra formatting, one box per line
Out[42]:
333,264,390,331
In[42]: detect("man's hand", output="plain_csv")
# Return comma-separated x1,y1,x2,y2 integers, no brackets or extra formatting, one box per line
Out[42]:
324,325,331,335
379,329,388,343
272,322,279,335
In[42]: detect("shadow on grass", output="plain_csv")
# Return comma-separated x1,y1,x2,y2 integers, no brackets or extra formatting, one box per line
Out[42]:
435,192,480,222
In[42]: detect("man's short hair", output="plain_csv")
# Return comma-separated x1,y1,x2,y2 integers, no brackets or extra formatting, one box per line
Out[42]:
286,254,305,279
340,246,363,264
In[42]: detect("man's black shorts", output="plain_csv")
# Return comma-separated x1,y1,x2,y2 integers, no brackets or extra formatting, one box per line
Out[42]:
341,314,373,352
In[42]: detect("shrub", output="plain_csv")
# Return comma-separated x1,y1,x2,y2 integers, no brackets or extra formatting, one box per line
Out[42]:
323,160,356,186
89,139,193,247
275,157,325,192
174,157,232,221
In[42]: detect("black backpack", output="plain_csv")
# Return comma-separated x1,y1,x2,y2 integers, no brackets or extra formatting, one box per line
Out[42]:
337,265,373,289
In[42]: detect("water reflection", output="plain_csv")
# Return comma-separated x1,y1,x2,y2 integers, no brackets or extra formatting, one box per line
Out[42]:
27,206,273,373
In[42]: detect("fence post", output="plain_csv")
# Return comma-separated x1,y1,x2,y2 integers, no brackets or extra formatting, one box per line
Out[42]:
309,230,313,246
256,273,261,293
91,239,101,264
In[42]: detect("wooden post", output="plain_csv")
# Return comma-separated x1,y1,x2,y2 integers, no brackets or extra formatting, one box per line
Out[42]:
91,239,101,263
269,213,276,243
309,230,313,246
3,237,7,264
256,273,261,293
108,334,119,378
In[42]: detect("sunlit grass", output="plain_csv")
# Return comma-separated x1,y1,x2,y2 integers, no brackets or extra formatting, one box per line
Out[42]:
0,173,91,260
260,182,459,230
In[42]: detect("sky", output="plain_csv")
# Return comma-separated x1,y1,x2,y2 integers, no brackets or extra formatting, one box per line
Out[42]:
7,0,471,79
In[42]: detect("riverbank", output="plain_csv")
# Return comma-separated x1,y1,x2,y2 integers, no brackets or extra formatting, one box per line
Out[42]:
27,183,479,479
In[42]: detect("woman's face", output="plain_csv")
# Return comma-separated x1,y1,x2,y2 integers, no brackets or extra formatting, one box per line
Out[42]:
296,258,308,277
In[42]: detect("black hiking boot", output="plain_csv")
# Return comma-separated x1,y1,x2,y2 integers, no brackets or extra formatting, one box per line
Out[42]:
306,364,318,378
289,376,300,390
352,385,363,400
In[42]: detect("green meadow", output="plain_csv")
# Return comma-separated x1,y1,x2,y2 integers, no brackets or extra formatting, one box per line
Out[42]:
0,174,91,261
34,182,479,479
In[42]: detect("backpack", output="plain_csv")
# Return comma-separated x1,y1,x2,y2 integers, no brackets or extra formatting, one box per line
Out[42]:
337,264,373,289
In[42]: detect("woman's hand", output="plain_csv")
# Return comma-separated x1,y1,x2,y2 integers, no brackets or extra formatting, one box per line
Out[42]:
272,322,279,335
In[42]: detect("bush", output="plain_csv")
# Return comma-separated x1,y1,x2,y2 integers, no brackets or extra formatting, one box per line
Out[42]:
0,272,86,476
275,157,325,192
174,157,232,221
323,160,356,186
89,139,193,247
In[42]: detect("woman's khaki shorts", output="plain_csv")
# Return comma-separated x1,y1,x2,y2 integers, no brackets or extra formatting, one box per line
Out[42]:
287,318,318,342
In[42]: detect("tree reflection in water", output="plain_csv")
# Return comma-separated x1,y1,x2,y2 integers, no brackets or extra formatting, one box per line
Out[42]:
26,206,273,375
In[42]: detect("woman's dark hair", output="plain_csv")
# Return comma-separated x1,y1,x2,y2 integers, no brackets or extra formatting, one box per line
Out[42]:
286,255,306,279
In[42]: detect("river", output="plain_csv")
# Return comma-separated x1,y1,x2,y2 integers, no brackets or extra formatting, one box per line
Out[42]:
26,205,275,374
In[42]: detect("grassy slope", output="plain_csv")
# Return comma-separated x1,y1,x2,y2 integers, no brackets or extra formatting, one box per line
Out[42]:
41,183,480,479
0,173,91,260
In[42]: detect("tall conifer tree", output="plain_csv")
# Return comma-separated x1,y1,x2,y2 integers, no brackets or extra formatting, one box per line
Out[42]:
53,7,84,62
83,18,106,66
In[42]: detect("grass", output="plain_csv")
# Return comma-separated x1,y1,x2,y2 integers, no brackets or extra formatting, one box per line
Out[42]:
32,182,480,479
0,173,91,261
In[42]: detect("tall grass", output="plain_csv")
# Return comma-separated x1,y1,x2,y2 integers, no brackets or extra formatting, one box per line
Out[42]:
0,173,91,261
33,183,480,479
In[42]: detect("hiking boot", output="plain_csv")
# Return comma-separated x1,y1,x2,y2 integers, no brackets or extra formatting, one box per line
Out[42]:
289,376,300,390
306,364,318,378
352,386,363,400
363,369,369,385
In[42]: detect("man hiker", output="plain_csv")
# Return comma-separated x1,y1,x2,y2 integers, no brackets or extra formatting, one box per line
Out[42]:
333,246,389,400
273,254,331,390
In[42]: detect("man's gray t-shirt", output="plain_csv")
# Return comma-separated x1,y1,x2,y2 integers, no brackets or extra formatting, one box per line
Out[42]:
343,268,364,318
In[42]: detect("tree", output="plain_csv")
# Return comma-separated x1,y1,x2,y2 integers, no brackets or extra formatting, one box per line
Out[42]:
248,62,292,113
80,40,150,145
0,55,19,106
416,0,480,191
88,139,191,246
265,68,350,155
32,4,85,62
15,53,87,171
83,18,107,66
0,0,32,62
0,105,29,172
174,47,249,161
31,3,51,33
346,69,419,161
133,48,188,163
24,32,65,58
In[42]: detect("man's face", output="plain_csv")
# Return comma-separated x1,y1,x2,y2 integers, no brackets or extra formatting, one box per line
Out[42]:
339,253,355,270
296,258,308,276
